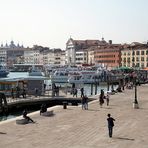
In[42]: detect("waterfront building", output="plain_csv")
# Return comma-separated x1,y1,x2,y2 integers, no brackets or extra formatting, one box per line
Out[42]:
0,41,30,68
94,41,122,68
42,48,65,66
24,49,41,65
66,37,107,65
0,49,7,66
75,50,88,66
87,46,98,65
121,42,148,68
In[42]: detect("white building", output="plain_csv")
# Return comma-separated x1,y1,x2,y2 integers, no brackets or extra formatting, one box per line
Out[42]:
66,38,76,65
43,49,65,66
66,37,107,66
75,50,87,66
0,40,26,67
24,49,41,64
0,49,7,66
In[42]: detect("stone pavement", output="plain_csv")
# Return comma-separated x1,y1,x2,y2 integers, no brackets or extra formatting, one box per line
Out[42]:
0,84,148,148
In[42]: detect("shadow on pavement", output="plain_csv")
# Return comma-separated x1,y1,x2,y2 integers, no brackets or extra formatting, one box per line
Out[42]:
113,137,135,141
87,109,100,111
0,132,7,134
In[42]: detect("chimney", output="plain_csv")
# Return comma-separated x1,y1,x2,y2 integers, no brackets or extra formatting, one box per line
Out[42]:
109,40,112,44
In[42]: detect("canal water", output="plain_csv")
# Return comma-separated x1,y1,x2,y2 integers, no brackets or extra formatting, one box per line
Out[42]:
0,72,116,122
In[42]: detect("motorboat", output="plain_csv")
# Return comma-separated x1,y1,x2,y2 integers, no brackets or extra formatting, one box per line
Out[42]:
0,66,9,78
50,70,69,83
68,71,100,84
28,66,44,76
50,66,80,83
50,65,108,84
68,66,108,84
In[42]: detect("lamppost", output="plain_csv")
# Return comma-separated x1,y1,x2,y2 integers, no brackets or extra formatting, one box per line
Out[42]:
133,76,139,109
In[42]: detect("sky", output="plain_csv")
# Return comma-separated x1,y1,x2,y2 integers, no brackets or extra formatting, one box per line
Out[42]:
0,0,148,49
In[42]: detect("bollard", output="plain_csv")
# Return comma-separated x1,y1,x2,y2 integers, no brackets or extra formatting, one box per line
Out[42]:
91,84,93,95
63,101,67,109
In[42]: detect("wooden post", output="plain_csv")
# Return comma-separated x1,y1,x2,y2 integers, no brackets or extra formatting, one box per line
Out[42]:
95,83,97,95
107,75,110,91
91,84,93,95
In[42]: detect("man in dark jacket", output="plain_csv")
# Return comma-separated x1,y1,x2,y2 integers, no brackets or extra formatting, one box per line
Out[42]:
23,109,35,123
107,114,115,138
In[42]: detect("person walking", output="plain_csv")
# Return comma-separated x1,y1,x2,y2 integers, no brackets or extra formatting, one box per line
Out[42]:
84,95,88,110
81,96,85,110
81,95,88,110
73,88,77,97
107,114,115,138
99,89,105,107
106,92,110,106
80,87,84,98
11,87,14,99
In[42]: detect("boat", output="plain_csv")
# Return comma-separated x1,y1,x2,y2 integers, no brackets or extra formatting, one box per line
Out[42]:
50,70,69,83
0,66,9,78
68,72,100,84
50,65,108,84
50,66,80,83
29,66,44,76
68,67,108,84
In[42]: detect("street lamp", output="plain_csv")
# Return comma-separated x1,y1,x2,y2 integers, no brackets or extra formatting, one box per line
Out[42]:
133,77,139,109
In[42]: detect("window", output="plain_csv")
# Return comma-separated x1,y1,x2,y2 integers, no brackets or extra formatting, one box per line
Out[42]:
136,63,140,67
141,51,145,55
132,57,135,62
127,57,130,62
123,58,126,62
136,51,140,55
136,57,139,61
132,63,135,67
132,51,135,55
141,57,144,61
128,52,130,56
141,63,144,68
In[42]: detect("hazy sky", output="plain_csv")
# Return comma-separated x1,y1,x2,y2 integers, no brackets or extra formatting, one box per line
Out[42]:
0,0,148,49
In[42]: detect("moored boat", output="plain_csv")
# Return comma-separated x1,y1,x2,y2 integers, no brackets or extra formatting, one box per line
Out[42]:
0,66,9,77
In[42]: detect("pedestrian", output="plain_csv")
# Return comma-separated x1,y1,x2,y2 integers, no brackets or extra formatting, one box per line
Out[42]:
99,89,104,107
106,92,110,106
80,87,84,98
107,113,115,138
84,95,88,110
35,88,38,97
11,87,14,99
22,109,35,123
73,88,77,97
16,86,20,98
40,103,47,115
22,88,26,98
81,96,85,110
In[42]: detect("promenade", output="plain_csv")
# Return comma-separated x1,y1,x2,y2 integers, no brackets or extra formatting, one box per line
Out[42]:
0,84,148,148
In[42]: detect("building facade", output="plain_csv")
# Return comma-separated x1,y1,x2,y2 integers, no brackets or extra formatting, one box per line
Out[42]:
121,43,148,68
0,41,29,68
66,37,107,65
94,44,122,68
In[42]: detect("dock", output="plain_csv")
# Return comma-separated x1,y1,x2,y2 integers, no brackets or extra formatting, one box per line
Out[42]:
1,89,95,113
0,84,148,147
